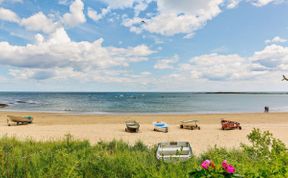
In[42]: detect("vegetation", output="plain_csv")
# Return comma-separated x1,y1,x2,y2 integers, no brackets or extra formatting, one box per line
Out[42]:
0,129,287,178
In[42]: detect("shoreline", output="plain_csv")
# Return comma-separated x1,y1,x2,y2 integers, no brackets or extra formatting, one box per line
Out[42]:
0,111,288,155
1,109,288,115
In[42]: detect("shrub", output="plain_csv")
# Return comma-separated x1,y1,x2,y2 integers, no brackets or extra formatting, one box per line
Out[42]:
0,129,286,177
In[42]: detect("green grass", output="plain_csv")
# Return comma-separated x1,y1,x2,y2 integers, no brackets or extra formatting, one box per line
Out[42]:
0,129,287,178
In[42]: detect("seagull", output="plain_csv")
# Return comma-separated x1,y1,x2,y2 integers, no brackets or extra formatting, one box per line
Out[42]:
282,75,288,81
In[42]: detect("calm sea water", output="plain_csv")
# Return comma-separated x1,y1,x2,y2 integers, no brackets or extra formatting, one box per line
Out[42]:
0,92,288,114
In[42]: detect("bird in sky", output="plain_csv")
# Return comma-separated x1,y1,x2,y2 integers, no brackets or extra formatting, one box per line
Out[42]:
282,75,288,81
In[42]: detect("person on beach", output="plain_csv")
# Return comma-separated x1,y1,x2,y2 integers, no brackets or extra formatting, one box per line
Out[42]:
264,106,269,113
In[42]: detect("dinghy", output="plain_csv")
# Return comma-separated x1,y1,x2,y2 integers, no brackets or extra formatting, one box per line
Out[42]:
156,141,193,161
7,115,33,126
153,121,168,133
180,120,201,130
125,120,140,133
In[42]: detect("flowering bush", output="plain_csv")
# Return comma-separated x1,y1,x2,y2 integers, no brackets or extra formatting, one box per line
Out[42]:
189,159,242,178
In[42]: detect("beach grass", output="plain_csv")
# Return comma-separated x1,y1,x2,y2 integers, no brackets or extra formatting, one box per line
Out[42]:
0,129,287,178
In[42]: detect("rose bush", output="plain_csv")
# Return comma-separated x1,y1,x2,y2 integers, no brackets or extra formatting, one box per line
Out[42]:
189,159,242,177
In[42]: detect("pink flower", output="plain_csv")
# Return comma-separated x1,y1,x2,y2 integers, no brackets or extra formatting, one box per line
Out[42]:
226,165,235,174
222,160,235,174
201,160,211,169
222,160,228,169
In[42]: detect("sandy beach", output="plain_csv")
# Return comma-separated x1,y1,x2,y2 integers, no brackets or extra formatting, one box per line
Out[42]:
0,111,287,155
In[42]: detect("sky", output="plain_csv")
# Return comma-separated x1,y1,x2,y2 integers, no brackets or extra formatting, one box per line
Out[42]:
0,0,288,91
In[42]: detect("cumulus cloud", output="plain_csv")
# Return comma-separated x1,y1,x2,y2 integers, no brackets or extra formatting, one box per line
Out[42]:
0,28,155,81
154,55,178,69
21,12,60,34
0,7,20,23
265,36,287,44
63,0,86,27
87,7,110,21
167,43,288,82
180,53,254,81
123,0,223,37
171,50,279,82
120,0,287,37
251,44,288,70
0,0,85,34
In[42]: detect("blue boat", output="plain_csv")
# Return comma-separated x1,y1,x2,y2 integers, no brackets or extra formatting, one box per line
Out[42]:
153,121,168,133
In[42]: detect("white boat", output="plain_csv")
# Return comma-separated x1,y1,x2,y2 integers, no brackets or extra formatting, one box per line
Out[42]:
125,120,140,132
156,141,193,161
153,121,168,133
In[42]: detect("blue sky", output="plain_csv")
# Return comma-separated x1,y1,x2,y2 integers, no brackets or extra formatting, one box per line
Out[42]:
0,0,288,91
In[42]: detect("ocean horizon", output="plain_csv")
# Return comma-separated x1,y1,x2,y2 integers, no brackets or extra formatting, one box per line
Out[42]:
1,92,288,114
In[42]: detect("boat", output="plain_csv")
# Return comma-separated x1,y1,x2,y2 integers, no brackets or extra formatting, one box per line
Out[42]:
221,119,242,130
7,115,33,126
153,121,168,133
125,120,140,133
180,120,201,130
156,141,193,161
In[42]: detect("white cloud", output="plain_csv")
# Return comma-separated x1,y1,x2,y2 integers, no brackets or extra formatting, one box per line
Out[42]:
58,0,73,5
167,44,288,83
0,1,86,34
0,8,60,34
9,68,55,80
134,1,149,16
226,0,241,9
123,0,224,37
0,7,20,23
121,0,287,37
63,0,86,27
87,7,110,21
0,28,155,81
154,55,178,69
101,0,135,9
251,44,288,70
265,36,287,44
182,53,254,81
34,34,45,44
21,12,60,34
248,0,288,7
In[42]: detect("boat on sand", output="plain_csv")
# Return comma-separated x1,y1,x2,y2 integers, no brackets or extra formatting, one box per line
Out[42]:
7,115,33,126
180,120,201,130
125,120,140,133
153,121,168,133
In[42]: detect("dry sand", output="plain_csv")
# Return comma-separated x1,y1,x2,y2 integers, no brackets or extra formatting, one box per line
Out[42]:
0,111,288,155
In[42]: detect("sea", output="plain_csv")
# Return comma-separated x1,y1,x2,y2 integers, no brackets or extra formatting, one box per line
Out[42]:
0,92,288,114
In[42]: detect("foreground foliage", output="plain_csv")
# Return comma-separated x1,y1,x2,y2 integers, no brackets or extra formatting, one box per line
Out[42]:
0,129,287,178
